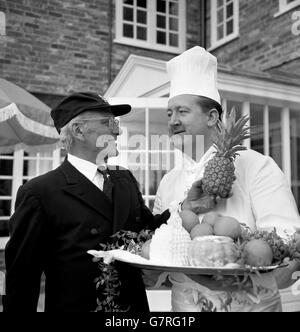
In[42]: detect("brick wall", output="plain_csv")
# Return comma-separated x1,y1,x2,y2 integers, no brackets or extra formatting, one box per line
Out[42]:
206,0,300,75
0,0,202,96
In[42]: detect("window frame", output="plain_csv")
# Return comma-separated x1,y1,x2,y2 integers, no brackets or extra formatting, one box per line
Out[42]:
274,0,300,17
115,0,186,54
209,0,239,51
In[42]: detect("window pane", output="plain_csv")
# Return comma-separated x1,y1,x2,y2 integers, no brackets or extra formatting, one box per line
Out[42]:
169,17,178,31
290,109,300,212
169,1,179,16
137,10,147,24
169,33,178,46
217,25,224,40
217,0,224,9
157,30,166,44
226,19,234,35
217,8,224,24
157,0,166,13
123,24,134,38
137,26,147,40
137,0,147,8
269,106,282,169
131,169,146,195
250,103,264,155
0,200,11,218
157,15,166,28
123,7,134,21
123,0,133,5
0,180,12,196
0,158,13,176
39,160,53,175
23,159,35,177
226,2,233,18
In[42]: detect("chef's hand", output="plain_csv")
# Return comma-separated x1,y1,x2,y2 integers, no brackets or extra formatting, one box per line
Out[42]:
274,259,300,290
182,179,221,215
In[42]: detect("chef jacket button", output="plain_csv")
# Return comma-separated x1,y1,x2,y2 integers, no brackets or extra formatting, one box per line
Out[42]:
90,228,99,235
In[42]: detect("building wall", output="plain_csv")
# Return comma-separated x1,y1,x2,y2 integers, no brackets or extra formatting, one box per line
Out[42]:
0,0,201,97
206,0,300,75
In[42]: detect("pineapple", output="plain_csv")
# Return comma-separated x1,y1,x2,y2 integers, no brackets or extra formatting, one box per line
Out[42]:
202,108,250,199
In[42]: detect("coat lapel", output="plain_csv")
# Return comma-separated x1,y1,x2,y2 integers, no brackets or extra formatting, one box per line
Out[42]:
108,169,131,233
60,160,113,222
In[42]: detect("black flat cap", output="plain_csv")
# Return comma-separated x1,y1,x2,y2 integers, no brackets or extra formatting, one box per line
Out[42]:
50,92,131,133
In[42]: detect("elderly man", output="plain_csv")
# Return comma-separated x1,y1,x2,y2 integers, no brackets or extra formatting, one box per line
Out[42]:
3,92,213,312
154,46,300,312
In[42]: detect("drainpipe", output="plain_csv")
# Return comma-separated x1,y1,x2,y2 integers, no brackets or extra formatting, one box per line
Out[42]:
200,0,207,49
107,0,113,86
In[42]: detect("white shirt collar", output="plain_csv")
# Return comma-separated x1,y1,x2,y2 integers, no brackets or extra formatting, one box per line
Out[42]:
68,153,100,182
181,145,216,170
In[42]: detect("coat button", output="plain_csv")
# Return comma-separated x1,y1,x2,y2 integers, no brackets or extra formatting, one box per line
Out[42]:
90,228,99,235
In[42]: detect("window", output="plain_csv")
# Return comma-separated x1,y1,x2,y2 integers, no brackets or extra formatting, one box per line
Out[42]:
0,154,13,237
210,0,239,50
275,0,300,16
115,0,186,53
0,149,61,245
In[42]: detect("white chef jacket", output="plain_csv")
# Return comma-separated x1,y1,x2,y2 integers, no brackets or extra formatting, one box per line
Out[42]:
154,147,300,237
153,147,300,312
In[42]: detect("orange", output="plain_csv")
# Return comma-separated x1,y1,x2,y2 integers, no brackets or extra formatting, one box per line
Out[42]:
190,223,214,240
180,210,199,233
213,217,242,240
243,239,273,267
202,212,221,227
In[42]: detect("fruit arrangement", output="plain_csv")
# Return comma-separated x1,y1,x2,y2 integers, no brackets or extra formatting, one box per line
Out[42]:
140,210,300,269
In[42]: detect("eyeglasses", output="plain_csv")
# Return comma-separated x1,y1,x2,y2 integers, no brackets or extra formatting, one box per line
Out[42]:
79,118,120,130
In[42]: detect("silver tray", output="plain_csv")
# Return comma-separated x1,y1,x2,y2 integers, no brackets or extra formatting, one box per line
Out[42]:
88,249,285,276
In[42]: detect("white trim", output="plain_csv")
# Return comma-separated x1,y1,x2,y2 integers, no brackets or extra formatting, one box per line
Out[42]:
242,101,251,149
11,149,23,214
113,37,183,53
264,105,270,156
218,72,300,107
210,0,239,50
107,97,169,109
107,55,300,107
145,107,150,207
115,0,186,53
274,0,300,17
0,237,8,250
0,103,59,139
282,107,291,185
105,55,168,98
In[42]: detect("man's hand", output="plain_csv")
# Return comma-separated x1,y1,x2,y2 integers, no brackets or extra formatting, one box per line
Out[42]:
182,179,221,215
274,260,300,290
